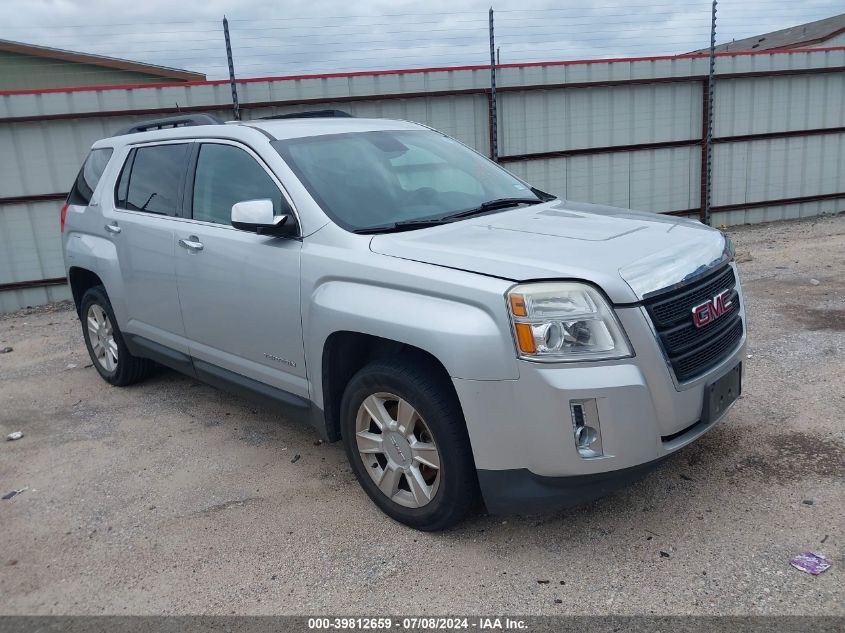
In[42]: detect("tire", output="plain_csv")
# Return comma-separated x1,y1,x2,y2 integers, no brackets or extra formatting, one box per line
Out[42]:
340,356,478,530
79,285,154,386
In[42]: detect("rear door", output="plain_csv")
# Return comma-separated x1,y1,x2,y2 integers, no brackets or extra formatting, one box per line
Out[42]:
173,140,307,398
103,141,191,355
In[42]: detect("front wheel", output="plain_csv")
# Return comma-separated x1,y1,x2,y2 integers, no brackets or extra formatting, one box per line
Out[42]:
340,357,478,530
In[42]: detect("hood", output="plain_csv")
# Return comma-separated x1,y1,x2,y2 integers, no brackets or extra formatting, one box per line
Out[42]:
369,199,729,303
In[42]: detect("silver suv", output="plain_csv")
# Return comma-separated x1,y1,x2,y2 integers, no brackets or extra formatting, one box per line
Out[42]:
62,113,746,530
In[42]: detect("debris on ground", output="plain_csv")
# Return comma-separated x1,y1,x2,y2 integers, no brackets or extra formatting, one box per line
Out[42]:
809,278,820,286
6,431,24,441
802,499,814,505
65,363,77,370
2,488,27,500
537,579,550,584
659,550,672,558
291,454,301,463
0,346,12,353
789,552,831,576
554,599,562,604
313,439,323,446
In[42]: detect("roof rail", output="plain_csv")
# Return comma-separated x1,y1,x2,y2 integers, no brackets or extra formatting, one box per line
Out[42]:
115,114,223,136
259,109,354,120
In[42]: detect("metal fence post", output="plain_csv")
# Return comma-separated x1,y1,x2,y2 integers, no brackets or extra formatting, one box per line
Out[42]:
703,0,718,225
223,16,241,121
488,7,499,162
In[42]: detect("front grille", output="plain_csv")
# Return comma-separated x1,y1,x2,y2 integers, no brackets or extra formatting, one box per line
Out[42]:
649,267,736,327
644,264,744,382
673,319,744,380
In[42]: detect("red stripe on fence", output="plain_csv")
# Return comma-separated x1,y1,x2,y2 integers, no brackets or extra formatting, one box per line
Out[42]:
1,46,843,97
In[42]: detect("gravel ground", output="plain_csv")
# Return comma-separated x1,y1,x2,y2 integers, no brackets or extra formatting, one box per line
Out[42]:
0,214,842,615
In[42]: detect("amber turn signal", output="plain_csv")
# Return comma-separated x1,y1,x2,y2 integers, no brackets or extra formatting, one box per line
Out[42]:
509,294,527,317
514,323,536,354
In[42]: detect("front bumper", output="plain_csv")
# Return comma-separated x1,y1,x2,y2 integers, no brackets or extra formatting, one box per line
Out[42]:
478,456,670,515
453,304,746,514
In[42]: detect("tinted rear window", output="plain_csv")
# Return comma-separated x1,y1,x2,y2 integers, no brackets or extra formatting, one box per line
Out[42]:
67,148,113,206
118,144,189,216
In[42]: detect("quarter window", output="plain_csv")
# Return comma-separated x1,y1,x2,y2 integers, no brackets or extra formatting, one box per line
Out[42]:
191,144,286,226
117,143,189,216
68,148,113,206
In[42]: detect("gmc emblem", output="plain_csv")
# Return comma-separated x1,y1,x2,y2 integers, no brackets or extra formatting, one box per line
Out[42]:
691,289,734,328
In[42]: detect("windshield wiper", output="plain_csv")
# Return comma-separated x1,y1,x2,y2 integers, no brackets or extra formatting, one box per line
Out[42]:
440,197,544,221
353,219,451,234
353,197,545,234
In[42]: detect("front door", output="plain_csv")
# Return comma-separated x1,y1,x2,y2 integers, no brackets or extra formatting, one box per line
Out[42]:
173,141,307,399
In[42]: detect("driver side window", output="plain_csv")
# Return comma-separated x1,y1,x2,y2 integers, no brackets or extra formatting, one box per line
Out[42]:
191,143,288,226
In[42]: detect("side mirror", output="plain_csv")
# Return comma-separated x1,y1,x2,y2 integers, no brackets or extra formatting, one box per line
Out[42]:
231,199,295,237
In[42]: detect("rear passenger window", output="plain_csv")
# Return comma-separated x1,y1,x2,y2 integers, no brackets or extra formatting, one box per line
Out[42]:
191,143,286,226
67,148,113,206
117,144,189,215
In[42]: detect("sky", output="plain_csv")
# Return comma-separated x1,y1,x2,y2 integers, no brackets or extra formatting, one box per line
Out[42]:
1,0,843,80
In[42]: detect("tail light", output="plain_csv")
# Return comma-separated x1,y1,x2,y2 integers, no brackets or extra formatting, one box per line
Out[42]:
60,203,69,232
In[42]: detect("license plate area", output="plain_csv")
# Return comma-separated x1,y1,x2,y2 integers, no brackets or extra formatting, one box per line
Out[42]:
702,362,742,425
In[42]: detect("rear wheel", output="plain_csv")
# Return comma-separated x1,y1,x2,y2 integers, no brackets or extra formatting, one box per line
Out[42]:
80,286,154,386
340,357,478,530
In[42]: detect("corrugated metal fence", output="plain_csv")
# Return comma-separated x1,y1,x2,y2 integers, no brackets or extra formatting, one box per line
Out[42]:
1,47,844,312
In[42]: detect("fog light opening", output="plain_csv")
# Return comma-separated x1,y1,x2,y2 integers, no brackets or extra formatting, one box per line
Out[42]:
570,399,603,458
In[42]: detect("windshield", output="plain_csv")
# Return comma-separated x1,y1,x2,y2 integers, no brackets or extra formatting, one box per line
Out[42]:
272,129,543,232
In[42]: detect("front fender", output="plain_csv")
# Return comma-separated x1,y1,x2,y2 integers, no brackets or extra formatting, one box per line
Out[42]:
306,280,519,407
64,232,128,325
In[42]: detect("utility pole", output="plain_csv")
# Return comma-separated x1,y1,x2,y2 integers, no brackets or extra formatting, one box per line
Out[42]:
223,16,241,121
488,7,498,162
704,0,717,225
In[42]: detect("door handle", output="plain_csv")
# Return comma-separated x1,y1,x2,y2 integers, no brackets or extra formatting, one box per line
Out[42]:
178,236,204,252
104,222,121,234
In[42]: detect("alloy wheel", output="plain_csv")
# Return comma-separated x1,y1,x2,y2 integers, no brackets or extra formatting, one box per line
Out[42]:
355,392,441,508
86,303,118,372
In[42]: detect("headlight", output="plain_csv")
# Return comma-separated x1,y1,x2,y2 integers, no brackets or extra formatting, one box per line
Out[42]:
507,282,633,362
723,234,736,259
